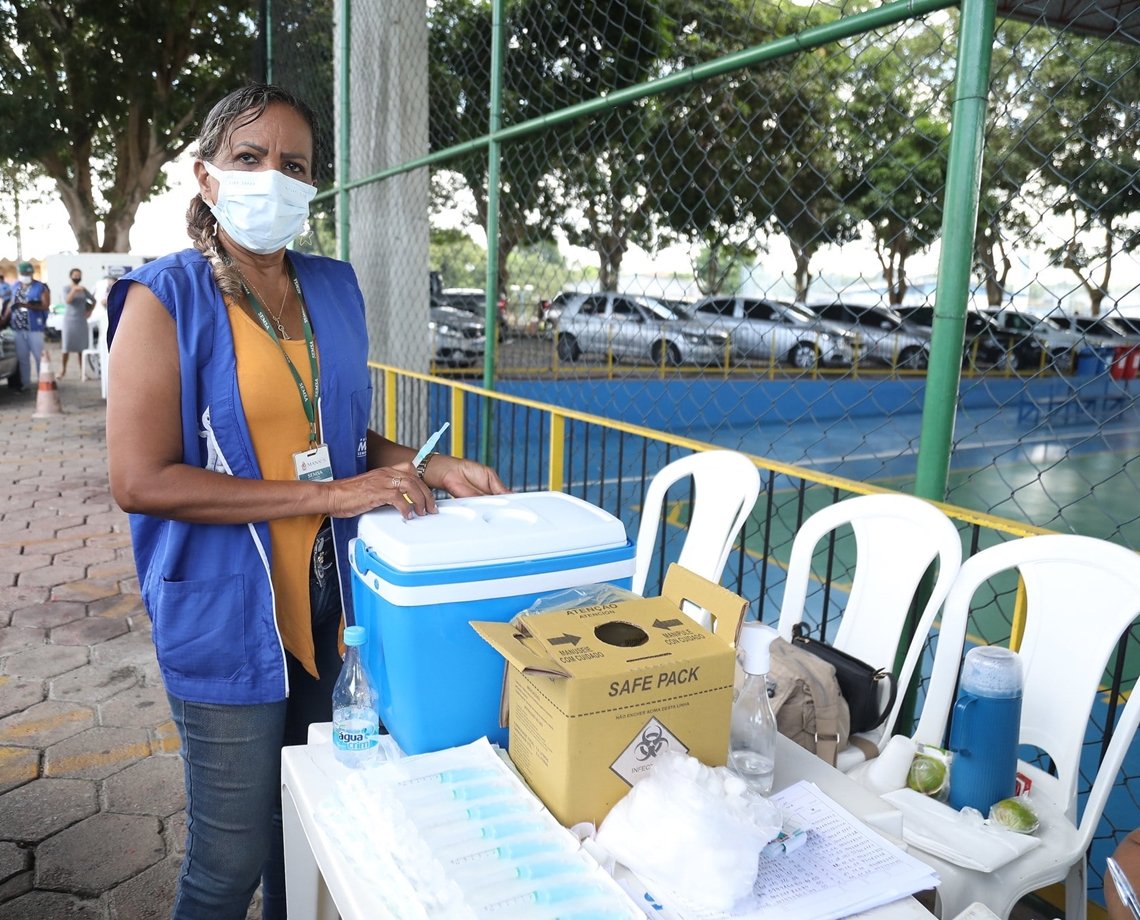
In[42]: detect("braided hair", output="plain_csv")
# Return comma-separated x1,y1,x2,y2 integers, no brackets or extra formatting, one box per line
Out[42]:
187,83,318,297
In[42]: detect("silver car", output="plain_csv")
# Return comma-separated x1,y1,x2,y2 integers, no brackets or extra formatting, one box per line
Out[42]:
686,295,854,368
806,302,931,369
554,292,729,366
430,305,486,367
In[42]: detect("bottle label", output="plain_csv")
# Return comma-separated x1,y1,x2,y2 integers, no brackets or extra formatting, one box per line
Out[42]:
332,706,380,752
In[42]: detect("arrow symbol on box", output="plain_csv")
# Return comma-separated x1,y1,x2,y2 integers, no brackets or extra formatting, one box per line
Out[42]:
654,618,684,630
549,633,581,646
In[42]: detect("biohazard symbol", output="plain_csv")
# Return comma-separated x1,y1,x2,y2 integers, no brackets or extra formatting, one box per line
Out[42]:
635,725,669,761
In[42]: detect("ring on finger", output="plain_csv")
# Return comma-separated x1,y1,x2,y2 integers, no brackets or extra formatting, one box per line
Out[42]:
392,476,402,490
402,493,414,505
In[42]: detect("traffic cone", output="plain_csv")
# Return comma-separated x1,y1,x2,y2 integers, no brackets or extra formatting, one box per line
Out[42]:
32,347,64,418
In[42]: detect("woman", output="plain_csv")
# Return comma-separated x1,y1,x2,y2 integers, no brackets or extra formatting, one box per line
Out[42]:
106,84,507,920
60,267,91,378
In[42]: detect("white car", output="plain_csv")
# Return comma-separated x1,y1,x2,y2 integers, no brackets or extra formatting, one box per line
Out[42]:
805,302,930,369
554,292,728,366
981,308,1083,363
429,305,485,367
686,296,854,369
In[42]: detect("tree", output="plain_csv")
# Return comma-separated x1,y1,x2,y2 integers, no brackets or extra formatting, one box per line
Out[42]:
1035,33,1140,315
840,23,951,305
428,0,662,298
0,1,257,253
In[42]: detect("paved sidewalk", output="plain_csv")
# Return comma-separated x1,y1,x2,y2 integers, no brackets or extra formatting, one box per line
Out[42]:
0,363,259,920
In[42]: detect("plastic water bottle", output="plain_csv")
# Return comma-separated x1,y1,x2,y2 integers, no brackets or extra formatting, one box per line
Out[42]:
332,625,382,768
728,622,779,794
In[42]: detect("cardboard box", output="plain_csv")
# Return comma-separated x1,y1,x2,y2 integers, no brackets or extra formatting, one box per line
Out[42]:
471,564,747,828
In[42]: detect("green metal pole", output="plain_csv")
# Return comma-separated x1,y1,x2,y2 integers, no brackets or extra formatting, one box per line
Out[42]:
479,0,506,462
336,0,351,263
897,0,997,735
912,0,997,503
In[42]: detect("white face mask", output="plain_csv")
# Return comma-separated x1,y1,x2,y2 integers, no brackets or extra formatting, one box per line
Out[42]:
18,275,32,284
203,161,317,255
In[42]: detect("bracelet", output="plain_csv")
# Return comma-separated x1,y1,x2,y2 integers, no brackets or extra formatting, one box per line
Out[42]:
416,451,438,480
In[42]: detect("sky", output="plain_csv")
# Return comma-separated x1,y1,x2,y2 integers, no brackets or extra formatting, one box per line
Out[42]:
1,157,200,263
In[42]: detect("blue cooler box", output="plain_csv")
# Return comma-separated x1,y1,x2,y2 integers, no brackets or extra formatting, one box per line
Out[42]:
349,491,634,755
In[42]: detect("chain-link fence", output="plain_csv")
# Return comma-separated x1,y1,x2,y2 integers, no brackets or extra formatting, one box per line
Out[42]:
267,0,1138,907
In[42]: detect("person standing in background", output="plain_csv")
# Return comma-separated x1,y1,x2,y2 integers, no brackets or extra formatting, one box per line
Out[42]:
9,261,50,391
60,267,92,378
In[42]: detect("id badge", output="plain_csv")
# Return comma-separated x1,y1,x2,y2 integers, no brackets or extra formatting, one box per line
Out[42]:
293,444,334,482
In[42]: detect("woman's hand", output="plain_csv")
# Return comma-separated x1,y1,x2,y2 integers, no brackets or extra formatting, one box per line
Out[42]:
325,464,436,520
425,456,510,498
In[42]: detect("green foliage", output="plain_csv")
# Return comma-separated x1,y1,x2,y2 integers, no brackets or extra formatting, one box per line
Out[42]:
0,0,258,251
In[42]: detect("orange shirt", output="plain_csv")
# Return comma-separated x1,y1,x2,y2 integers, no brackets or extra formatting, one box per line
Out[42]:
228,300,327,678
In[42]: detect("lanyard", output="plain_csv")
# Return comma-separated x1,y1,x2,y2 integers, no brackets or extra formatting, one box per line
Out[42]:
243,264,320,447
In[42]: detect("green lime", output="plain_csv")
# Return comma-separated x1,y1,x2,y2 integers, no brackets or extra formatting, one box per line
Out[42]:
907,754,948,795
990,797,1039,833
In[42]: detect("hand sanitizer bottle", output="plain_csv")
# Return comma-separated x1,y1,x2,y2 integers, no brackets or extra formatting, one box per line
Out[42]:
332,625,382,768
728,622,779,794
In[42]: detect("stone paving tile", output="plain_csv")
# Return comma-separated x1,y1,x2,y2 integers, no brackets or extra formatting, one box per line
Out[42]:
0,584,50,617
86,595,143,620
99,683,170,730
150,721,181,756
0,747,40,795
103,756,184,818
10,601,87,629
50,617,129,648
0,890,105,919
51,665,139,705
50,580,121,604
0,626,44,656
53,546,118,568
44,727,152,781
18,565,87,588
88,632,157,671
105,854,179,920
1,644,90,680
36,813,164,898
0,676,46,719
0,700,96,748
0,777,98,843
0,554,53,576
0,868,33,905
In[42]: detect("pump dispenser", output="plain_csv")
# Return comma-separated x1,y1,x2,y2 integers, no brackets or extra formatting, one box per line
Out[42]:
728,622,779,794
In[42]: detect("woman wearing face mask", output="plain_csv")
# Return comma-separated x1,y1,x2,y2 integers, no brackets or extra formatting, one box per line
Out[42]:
105,84,507,920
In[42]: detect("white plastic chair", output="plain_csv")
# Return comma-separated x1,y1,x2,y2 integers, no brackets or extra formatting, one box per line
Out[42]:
908,534,1140,920
775,493,963,771
631,450,761,629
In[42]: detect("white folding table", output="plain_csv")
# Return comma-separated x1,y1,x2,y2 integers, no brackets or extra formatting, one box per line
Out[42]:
281,728,939,920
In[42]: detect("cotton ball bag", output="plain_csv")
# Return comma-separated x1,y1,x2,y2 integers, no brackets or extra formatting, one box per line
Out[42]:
596,751,782,909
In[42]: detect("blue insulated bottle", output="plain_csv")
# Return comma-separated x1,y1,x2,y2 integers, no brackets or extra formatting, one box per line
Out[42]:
948,646,1023,813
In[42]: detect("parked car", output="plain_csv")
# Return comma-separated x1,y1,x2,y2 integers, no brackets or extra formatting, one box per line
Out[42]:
0,329,18,382
685,295,853,369
429,304,486,367
805,301,930,369
980,307,1083,364
553,291,729,366
1047,313,1140,347
899,306,1046,371
432,288,506,340
540,291,582,336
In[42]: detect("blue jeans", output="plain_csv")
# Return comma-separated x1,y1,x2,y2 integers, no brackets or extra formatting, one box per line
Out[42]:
167,560,343,920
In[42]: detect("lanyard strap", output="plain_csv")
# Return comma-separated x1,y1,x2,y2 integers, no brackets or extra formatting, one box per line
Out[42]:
243,264,320,447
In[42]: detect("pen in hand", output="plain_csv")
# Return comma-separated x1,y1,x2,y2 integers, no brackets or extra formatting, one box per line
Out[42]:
412,422,450,469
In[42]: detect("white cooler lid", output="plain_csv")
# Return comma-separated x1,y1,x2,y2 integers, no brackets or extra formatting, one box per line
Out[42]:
355,491,629,571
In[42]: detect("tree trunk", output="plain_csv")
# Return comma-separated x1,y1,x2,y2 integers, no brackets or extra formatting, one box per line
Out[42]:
789,238,813,304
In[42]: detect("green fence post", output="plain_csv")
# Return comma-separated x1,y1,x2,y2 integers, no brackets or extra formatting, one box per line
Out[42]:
335,0,351,263
913,0,998,505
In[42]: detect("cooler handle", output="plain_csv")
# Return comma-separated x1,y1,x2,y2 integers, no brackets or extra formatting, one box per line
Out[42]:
949,694,975,757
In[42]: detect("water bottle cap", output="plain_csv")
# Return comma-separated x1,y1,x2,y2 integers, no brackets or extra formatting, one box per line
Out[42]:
343,625,366,647
960,645,1022,698
738,622,779,675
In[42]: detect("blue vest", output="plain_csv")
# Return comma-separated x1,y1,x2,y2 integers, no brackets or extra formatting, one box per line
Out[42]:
12,280,49,331
108,249,372,704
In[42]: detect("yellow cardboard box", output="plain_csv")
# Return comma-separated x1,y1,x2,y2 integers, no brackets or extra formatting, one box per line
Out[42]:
471,564,747,828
